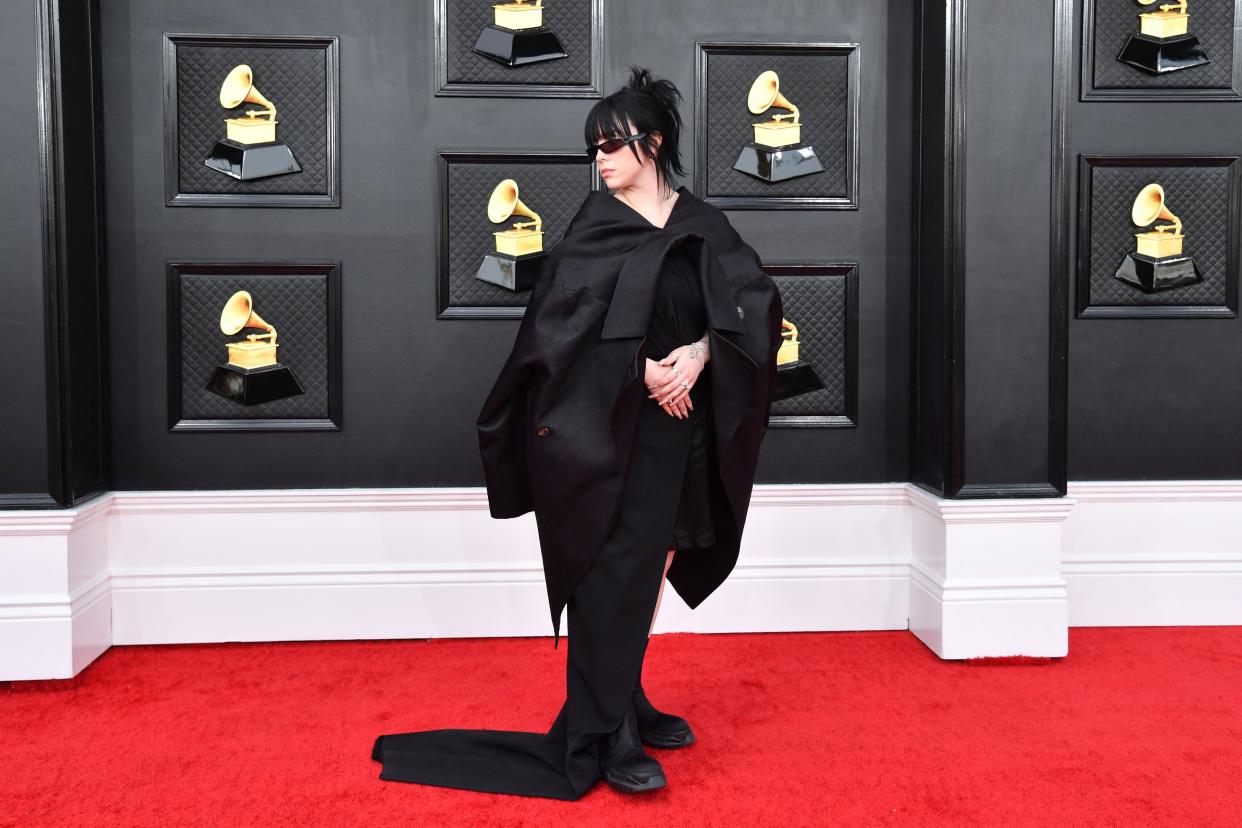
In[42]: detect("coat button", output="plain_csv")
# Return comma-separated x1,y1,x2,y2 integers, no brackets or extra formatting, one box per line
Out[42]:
535,425,551,437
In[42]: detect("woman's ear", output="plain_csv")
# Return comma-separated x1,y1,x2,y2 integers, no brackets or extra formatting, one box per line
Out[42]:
650,131,662,157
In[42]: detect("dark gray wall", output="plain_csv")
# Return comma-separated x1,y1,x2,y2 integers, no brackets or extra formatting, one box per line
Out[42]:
0,0,50,500
100,0,914,489
1066,0,1242,479
11,0,1228,500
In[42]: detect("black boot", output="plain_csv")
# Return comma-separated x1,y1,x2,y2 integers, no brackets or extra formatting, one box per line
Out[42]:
599,704,667,793
633,682,696,749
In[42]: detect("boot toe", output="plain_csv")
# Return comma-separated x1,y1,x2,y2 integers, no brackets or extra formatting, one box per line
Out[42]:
601,755,668,793
639,713,696,749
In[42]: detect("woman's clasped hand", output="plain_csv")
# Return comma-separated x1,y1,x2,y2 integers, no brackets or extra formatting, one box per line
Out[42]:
644,337,709,419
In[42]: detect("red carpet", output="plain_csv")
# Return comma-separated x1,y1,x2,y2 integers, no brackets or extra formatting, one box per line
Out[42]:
2,627,1239,827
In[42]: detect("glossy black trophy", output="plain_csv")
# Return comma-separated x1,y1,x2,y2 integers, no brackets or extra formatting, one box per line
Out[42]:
204,65,302,181
207,291,305,405
1117,0,1210,75
472,0,568,67
771,319,826,402
1114,183,1203,293
734,70,825,183
476,178,547,292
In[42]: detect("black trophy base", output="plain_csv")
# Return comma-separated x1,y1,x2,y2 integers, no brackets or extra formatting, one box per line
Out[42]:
1113,252,1203,293
1117,33,1211,75
772,361,825,402
207,363,304,406
733,142,826,182
472,25,567,66
204,139,302,180
476,251,546,292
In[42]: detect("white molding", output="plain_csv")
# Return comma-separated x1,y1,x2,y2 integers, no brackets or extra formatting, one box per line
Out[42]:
0,493,109,536
908,560,1069,600
907,488,1073,658
0,496,112,679
107,488,491,514
749,484,911,506
104,484,913,644
1067,480,1242,502
907,487,1075,522
107,483,913,513
3,481,1241,680
1062,481,1242,626
0,570,111,618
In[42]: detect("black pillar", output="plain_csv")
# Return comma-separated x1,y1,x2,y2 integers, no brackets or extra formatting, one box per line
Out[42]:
911,0,1069,498
0,0,108,508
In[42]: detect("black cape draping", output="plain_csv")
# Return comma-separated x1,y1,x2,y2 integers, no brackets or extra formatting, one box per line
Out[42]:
475,184,784,647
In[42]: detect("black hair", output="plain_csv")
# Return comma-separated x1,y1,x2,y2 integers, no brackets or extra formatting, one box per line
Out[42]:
584,66,686,194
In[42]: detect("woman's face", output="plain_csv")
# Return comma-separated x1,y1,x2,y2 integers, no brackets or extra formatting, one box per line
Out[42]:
592,117,661,192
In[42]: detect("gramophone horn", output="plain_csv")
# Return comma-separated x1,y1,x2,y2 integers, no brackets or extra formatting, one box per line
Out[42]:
219,64,276,115
1131,182,1182,234
219,290,276,339
487,178,542,232
746,69,800,123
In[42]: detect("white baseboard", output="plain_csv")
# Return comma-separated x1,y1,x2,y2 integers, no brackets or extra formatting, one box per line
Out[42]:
0,500,111,680
1063,481,1242,627
105,485,911,644
107,557,912,645
906,488,1073,658
3,480,1241,680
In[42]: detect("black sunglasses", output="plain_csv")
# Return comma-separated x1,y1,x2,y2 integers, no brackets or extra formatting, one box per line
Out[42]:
586,131,647,158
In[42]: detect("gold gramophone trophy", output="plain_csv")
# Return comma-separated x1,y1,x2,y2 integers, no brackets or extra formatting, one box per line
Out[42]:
733,70,825,183
1118,0,1210,75
204,64,302,180
206,290,305,405
475,178,547,292
1113,183,1203,293
472,0,567,67
771,317,827,401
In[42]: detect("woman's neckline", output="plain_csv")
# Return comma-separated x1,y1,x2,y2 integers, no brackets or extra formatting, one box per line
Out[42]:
609,185,687,230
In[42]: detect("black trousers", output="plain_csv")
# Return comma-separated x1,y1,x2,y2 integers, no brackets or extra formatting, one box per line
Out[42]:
371,395,704,800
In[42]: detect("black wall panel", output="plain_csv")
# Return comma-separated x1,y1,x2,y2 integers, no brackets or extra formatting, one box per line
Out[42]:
1066,0,1242,479
1,0,108,507
99,0,914,490
0,0,50,500
911,0,950,494
51,0,110,504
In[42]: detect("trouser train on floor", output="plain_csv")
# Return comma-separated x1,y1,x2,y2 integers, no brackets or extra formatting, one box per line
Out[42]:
372,399,699,800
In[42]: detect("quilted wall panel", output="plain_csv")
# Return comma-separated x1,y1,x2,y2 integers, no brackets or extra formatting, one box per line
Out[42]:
704,49,852,199
444,159,591,309
176,271,331,421
444,0,593,85
1083,162,1232,307
769,272,850,419
174,41,330,195
1089,0,1235,90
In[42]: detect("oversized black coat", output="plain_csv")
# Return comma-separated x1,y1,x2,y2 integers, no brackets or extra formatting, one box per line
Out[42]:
476,184,783,646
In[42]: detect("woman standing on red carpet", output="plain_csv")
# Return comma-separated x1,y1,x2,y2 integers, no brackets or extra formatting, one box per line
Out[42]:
372,66,783,799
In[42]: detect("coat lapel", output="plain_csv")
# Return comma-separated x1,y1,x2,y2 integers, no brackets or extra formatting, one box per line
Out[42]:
599,231,746,340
